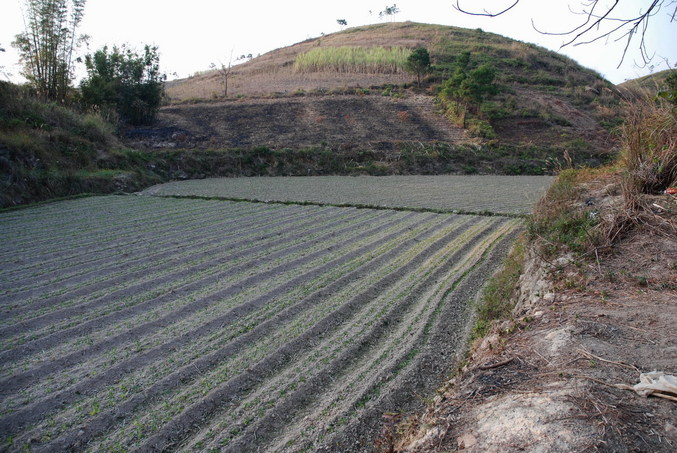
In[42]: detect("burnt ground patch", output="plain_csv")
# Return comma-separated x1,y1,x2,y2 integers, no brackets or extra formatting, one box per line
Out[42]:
124,95,466,150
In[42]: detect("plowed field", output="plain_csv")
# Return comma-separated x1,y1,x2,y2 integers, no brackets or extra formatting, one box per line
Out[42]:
1,195,520,452
142,175,554,216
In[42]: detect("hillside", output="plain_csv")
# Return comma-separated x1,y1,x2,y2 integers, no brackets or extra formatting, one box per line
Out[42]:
127,94,466,149
166,22,606,100
618,69,673,92
151,22,619,166
1,22,628,207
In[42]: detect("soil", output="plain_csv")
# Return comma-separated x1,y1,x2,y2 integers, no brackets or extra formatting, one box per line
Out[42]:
125,94,467,150
492,87,612,153
389,187,677,451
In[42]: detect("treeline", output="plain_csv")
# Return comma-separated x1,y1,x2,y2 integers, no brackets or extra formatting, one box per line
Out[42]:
11,0,164,125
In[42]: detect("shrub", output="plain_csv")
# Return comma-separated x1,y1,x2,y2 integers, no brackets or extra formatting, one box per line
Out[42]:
80,44,166,125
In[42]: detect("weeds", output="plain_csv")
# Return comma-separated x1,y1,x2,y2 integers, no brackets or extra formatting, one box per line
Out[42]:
619,93,677,199
527,169,601,257
472,235,526,339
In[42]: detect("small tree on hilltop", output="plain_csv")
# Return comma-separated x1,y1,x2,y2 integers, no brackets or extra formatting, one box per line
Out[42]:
379,4,400,21
405,47,431,87
211,52,235,98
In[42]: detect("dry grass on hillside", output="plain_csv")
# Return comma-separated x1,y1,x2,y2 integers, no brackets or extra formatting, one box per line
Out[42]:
165,22,542,101
166,22,440,101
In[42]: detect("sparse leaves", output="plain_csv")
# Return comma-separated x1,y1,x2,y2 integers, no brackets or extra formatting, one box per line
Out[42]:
379,4,400,20
13,0,88,101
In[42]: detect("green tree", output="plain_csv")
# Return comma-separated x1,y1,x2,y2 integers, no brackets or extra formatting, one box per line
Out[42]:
80,44,165,125
13,0,87,101
405,47,431,87
440,52,498,133
441,52,497,105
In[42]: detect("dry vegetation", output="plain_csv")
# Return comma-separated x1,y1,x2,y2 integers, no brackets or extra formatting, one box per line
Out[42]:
156,22,619,177
293,46,411,74
164,22,608,102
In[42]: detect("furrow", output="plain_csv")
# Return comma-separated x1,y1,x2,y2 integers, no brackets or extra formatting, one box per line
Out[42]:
0,201,287,295
0,208,407,387
261,220,521,452
0,206,353,344
119,215,483,453
0,207,391,375
188,218,497,451
213,218,508,452
24,213,466,452
0,199,279,286
320,223,522,452
0,196,215,262
88,215,472,452
0,203,338,321
0,197,147,242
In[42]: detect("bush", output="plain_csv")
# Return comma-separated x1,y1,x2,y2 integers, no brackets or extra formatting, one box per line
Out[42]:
80,44,166,125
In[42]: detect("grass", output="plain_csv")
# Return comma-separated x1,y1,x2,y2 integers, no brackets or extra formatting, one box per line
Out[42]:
472,234,526,339
619,92,677,198
293,46,411,74
522,81,676,262
526,168,602,257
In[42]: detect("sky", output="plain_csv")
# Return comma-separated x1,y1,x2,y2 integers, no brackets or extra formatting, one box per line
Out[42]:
1,0,675,85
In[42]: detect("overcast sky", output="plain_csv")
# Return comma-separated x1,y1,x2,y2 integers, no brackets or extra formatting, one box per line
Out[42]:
1,0,675,84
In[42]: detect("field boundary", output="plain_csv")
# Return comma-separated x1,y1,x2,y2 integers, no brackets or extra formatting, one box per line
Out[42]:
147,194,527,218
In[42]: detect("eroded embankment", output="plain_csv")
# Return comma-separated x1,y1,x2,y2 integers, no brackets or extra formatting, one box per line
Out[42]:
0,195,521,452
391,224,677,452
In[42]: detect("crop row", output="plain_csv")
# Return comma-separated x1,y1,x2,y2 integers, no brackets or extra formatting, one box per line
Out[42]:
0,195,520,452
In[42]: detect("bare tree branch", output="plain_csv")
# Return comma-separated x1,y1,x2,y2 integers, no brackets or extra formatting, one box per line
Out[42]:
453,0,519,17
456,1,675,68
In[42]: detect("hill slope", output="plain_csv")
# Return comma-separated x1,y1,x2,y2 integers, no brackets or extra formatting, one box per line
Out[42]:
149,22,619,168
127,94,466,149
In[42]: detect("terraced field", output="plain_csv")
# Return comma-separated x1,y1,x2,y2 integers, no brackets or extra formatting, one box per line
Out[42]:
0,194,521,452
143,175,554,216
